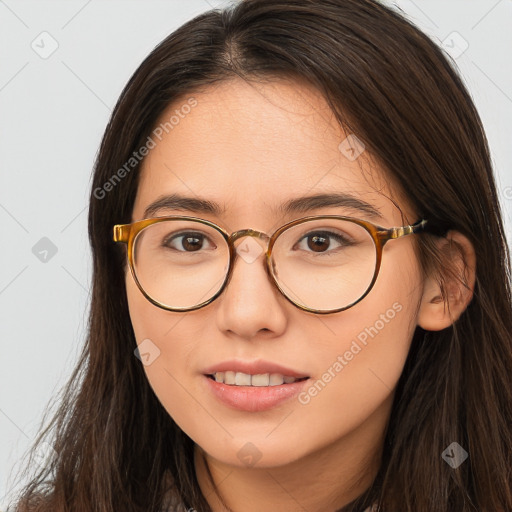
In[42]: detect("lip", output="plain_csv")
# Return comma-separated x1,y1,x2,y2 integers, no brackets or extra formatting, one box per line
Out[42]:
202,359,309,379
203,375,310,412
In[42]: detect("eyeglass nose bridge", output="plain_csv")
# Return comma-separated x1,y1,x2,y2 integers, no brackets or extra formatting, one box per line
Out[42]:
230,228,270,244
225,228,277,276
228,228,277,268
227,228,275,275
229,228,272,257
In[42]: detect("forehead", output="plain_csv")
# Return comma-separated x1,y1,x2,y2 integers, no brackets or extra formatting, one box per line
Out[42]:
133,76,408,225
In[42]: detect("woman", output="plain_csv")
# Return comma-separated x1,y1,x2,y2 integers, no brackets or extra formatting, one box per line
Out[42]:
10,0,512,510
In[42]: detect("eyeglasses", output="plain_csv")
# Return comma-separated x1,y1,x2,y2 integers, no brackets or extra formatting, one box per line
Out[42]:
113,215,428,315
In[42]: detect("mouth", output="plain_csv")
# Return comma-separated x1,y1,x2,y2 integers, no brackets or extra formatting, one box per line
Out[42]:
202,364,312,411
205,372,310,387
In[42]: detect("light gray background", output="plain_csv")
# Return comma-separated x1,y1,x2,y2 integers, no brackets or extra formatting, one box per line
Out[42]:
1,0,511,507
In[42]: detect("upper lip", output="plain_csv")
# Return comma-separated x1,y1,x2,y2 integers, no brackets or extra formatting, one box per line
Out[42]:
203,359,310,379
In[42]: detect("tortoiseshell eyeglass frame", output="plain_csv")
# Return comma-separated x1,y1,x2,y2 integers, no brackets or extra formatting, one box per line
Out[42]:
113,215,428,315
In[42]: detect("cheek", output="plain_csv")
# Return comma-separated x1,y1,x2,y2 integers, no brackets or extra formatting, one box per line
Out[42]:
125,272,207,433
300,250,422,427
347,247,421,377
125,271,167,344
300,300,414,432
125,272,184,396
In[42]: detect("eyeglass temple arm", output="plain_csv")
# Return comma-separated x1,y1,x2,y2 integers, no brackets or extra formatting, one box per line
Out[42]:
385,218,428,240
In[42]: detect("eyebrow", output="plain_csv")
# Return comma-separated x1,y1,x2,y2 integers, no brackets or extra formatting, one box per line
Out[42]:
143,192,383,221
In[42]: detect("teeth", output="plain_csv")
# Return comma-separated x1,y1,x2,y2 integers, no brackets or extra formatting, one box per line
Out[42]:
235,372,251,386
211,371,302,386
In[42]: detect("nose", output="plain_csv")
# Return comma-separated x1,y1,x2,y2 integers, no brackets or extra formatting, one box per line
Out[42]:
214,234,288,340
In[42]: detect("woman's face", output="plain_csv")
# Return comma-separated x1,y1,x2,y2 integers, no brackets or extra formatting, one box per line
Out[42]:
126,76,424,469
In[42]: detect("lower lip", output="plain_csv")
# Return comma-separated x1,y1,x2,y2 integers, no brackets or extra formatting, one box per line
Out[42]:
203,375,310,412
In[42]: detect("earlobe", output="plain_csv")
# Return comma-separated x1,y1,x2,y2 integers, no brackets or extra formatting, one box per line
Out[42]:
417,230,476,331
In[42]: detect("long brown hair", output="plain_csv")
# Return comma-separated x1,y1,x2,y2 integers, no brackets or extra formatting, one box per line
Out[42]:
9,0,512,510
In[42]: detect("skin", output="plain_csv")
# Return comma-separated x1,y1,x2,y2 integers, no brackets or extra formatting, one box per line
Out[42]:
125,76,476,511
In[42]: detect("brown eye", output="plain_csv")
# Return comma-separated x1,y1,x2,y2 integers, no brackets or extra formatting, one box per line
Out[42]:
163,232,216,252
295,231,354,254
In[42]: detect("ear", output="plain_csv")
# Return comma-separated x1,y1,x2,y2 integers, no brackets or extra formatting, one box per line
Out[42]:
417,230,476,331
